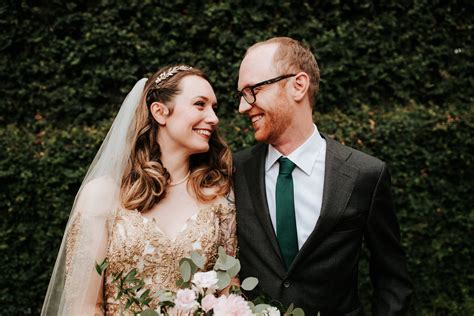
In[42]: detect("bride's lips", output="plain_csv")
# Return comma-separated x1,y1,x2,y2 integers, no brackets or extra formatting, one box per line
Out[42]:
193,128,212,139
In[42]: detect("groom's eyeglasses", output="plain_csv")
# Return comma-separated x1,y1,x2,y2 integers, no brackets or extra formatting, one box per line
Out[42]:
235,74,296,105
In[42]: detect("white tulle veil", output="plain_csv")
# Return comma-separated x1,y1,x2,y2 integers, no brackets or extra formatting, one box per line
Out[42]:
41,78,148,315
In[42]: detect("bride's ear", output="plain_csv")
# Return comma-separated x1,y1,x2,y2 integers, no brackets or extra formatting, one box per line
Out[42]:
150,102,170,125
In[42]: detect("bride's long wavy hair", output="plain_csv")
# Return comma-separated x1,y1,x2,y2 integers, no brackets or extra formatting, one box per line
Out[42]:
120,65,232,212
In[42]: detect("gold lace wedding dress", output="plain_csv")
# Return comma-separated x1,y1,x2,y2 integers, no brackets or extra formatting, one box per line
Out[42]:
67,197,236,315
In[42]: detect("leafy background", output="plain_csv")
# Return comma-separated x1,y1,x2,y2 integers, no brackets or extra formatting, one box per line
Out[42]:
1,0,473,315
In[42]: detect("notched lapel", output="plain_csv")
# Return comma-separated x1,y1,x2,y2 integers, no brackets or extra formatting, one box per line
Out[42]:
243,144,283,262
290,137,358,271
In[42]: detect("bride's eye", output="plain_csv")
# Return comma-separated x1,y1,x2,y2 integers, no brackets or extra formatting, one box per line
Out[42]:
194,101,205,108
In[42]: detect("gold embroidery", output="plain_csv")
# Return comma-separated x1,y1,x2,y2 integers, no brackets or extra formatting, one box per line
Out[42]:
65,212,81,280
103,203,236,315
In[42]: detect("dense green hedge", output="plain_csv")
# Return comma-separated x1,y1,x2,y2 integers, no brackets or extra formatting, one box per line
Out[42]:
1,105,472,315
1,0,472,126
1,0,473,315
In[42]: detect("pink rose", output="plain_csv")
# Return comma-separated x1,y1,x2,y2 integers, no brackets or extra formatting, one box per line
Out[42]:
175,289,197,312
213,294,252,316
201,294,218,312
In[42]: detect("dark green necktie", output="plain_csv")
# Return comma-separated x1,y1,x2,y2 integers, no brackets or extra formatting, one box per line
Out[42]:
276,157,298,269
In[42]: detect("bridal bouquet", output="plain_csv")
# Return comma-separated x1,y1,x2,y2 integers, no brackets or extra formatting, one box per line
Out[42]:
96,247,304,316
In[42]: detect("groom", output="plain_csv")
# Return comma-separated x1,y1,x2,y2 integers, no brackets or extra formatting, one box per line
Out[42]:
233,37,413,315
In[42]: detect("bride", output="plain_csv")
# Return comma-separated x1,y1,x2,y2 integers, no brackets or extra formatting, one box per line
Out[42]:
42,65,236,315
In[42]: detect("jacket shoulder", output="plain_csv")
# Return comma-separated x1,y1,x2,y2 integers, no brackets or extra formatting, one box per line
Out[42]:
324,134,385,170
233,143,266,163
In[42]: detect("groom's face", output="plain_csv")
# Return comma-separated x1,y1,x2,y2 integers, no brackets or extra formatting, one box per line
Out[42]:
237,44,293,145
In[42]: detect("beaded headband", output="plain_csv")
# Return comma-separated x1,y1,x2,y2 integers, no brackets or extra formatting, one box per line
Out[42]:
154,65,193,86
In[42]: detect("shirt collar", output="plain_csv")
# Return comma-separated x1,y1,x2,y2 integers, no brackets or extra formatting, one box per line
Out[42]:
265,124,325,175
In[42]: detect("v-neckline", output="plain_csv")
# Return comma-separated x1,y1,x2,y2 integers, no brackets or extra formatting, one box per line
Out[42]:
127,204,216,242
149,211,199,242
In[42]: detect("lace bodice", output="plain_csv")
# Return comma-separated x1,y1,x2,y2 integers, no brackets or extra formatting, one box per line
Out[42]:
103,199,236,315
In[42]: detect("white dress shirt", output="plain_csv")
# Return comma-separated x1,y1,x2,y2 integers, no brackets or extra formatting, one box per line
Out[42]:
265,124,326,249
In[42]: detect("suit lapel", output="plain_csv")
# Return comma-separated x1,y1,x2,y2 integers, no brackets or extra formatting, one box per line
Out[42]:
289,135,358,271
243,144,284,262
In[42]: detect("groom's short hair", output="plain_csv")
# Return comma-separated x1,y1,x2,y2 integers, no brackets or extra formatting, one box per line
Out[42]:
246,37,320,107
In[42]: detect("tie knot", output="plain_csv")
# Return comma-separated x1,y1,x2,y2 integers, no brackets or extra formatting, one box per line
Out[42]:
278,157,296,175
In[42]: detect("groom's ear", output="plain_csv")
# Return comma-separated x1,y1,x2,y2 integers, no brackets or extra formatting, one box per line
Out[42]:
291,72,310,103
150,102,170,125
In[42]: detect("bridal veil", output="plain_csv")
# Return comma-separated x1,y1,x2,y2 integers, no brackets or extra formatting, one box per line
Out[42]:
41,78,148,315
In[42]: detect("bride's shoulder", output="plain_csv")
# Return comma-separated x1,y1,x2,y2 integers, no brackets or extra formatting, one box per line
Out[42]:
206,189,235,215
74,176,120,217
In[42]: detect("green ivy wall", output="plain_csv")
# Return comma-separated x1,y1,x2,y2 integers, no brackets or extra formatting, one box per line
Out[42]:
1,1,472,314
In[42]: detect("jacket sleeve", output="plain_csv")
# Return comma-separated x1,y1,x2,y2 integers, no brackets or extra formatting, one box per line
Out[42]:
364,163,413,315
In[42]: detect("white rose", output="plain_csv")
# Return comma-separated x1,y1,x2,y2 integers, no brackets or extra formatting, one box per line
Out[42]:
191,271,219,290
175,289,197,312
263,306,281,316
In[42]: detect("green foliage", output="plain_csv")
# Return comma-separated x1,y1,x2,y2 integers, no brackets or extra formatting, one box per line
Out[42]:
317,104,474,316
1,1,471,127
0,0,472,315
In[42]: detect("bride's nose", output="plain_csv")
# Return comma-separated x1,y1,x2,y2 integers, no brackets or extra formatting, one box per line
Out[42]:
204,107,219,125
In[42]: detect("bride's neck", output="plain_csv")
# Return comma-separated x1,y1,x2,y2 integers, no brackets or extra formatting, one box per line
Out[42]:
159,150,190,183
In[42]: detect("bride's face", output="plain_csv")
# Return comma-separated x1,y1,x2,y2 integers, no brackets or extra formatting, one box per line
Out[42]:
157,75,219,156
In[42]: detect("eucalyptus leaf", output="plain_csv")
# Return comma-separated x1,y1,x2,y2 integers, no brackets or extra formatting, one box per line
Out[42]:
254,303,271,313
158,291,175,302
214,254,238,271
180,260,192,282
216,271,231,290
286,303,294,313
221,256,238,270
291,307,305,316
140,309,160,316
217,246,226,258
241,277,259,291
175,278,184,288
227,260,241,277
190,251,205,269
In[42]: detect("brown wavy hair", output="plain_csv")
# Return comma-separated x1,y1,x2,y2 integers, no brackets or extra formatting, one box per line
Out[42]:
120,65,232,212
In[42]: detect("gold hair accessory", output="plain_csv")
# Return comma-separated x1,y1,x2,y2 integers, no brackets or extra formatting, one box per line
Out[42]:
155,65,193,86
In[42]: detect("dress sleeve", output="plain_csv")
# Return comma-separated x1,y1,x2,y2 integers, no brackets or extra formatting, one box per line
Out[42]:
218,192,238,257
65,212,82,281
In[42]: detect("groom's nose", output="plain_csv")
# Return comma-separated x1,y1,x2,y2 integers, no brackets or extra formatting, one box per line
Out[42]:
238,97,252,113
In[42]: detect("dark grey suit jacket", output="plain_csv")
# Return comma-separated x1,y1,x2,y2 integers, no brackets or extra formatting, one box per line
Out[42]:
233,134,413,316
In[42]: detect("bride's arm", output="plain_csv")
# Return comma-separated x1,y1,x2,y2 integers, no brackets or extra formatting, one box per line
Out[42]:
94,278,105,315
65,178,115,314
